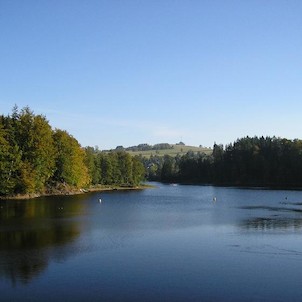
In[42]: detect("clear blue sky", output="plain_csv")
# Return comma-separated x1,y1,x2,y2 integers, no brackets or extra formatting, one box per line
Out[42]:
1,0,301,149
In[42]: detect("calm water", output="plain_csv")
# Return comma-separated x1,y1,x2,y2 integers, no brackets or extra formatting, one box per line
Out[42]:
1,183,302,301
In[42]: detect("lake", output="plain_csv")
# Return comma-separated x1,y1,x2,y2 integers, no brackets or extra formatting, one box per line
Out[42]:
1,183,302,301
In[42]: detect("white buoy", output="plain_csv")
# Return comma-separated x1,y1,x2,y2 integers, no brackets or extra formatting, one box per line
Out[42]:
99,198,102,203
213,197,217,203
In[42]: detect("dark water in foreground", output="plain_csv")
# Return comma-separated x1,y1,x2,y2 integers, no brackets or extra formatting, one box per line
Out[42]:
1,183,302,301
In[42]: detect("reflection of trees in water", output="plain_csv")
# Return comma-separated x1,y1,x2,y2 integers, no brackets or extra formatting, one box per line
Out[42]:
0,250,48,286
0,195,87,285
0,224,81,285
240,217,302,231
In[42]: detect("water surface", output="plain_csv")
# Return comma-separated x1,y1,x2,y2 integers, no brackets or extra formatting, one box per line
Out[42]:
1,183,302,301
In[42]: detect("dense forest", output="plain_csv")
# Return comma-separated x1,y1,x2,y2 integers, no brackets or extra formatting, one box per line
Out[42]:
144,136,302,188
2,106,302,197
0,107,145,197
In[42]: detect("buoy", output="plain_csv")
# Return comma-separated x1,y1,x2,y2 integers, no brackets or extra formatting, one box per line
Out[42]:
99,198,102,203
213,197,217,202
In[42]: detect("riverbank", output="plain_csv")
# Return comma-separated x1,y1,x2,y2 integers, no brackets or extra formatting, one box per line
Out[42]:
0,183,154,200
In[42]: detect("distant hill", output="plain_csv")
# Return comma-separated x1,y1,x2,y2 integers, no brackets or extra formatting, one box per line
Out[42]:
109,143,212,158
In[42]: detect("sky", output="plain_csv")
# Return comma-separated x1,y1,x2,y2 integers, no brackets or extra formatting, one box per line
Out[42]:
1,0,301,149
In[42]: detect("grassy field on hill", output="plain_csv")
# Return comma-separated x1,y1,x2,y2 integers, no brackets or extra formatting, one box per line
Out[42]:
126,144,212,158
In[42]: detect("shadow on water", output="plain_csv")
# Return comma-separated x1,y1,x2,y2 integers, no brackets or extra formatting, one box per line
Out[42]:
238,203,302,231
240,217,302,231
0,194,89,285
239,205,302,213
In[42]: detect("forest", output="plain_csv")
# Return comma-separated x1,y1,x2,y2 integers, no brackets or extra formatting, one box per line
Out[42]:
2,106,302,197
0,107,145,197
144,136,302,188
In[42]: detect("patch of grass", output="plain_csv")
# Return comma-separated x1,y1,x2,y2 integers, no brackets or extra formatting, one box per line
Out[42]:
127,144,212,158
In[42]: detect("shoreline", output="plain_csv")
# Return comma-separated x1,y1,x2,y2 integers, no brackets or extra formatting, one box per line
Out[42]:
160,180,302,191
0,184,154,201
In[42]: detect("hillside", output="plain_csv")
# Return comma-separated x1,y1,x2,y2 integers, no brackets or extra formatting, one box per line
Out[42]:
119,143,212,158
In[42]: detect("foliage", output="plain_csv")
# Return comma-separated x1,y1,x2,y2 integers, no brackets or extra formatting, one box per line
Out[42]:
0,107,146,197
0,122,22,195
1,107,55,194
85,149,145,186
53,129,90,188
146,136,302,188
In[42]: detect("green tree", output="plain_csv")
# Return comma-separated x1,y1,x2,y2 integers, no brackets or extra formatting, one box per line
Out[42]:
53,129,90,188
85,147,101,185
161,155,176,182
3,107,56,194
100,154,113,184
131,156,145,185
0,123,21,195
117,152,133,185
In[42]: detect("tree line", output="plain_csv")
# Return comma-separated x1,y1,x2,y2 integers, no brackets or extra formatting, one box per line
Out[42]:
0,106,145,197
107,143,173,152
144,136,302,188
2,106,301,195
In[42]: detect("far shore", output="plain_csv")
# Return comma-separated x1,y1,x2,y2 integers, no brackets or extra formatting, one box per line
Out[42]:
0,183,154,201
